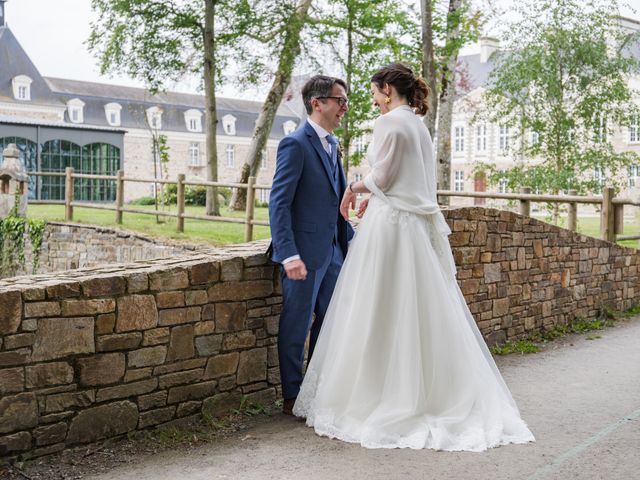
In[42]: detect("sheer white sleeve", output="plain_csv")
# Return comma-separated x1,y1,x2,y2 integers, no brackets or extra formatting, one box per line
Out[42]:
363,118,403,193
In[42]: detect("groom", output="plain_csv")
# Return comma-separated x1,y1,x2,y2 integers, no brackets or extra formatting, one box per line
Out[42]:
268,75,354,415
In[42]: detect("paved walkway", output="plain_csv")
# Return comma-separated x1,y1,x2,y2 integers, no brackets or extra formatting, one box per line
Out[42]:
91,319,640,480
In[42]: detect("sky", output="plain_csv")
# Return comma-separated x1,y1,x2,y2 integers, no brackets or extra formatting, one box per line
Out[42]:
4,0,640,100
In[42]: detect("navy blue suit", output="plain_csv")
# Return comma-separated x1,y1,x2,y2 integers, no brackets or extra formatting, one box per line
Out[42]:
269,121,355,400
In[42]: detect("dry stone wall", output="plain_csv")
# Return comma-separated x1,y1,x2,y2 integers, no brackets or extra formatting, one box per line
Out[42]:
0,207,639,460
446,208,640,345
0,243,281,459
13,222,195,277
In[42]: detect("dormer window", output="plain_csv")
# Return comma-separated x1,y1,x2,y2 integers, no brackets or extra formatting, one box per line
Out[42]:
67,98,85,124
184,109,203,133
283,120,297,135
104,102,122,126
146,106,163,130
222,114,237,136
12,75,32,101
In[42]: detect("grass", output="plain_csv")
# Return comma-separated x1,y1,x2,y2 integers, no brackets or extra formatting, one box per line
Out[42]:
26,202,640,248
490,305,636,356
532,213,640,249
26,203,271,245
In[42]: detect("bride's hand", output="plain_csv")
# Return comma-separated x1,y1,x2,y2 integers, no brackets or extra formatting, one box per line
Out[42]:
340,189,357,220
356,198,369,218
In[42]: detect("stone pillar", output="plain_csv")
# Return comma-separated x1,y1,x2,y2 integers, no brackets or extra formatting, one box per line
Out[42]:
0,144,29,217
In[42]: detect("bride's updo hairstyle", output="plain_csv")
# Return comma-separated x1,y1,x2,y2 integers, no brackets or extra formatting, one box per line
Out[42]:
371,63,430,116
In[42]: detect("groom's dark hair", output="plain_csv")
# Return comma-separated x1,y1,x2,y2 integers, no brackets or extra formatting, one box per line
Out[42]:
302,75,348,115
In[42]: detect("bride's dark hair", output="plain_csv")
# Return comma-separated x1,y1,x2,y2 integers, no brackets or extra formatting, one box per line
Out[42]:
371,63,430,116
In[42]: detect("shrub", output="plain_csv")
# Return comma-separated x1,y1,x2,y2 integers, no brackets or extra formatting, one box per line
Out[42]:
129,196,156,206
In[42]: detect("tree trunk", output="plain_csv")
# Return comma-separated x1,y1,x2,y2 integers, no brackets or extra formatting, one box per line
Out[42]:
229,0,313,211
435,0,463,204
204,0,220,216
420,0,438,138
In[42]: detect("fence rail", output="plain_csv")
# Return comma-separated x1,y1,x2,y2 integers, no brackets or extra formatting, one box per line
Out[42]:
27,169,640,243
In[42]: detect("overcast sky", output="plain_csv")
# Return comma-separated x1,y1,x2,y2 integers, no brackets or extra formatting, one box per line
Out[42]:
4,0,640,100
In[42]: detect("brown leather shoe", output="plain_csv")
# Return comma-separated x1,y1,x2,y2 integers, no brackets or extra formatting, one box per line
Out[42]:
282,398,296,416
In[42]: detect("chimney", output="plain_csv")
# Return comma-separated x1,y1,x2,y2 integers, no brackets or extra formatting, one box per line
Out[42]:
479,36,500,64
0,0,6,27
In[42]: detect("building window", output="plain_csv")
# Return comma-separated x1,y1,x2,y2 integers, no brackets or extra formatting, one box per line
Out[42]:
283,120,297,135
476,124,487,152
104,103,122,126
12,75,32,101
260,150,268,170
498,170,508,193
499,125,510,152
531,131,540,146
146,107,163,130
40,140,120,202
67,98,85,124
454,126,465,153
630,114,639,143
593,166,605,193
352,173,363,197
222,114,237,136
354,136,366,154
594,114,607,143
189,143,201,166
454,170,464,192
226,144,235,167
629,165,640,187
259,189,270,203
184,109,203,133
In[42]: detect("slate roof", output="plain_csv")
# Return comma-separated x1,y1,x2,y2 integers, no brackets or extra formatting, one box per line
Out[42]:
0,25,301,139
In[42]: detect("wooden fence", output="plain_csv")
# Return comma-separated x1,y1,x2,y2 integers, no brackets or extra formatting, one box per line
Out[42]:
27,169,640,243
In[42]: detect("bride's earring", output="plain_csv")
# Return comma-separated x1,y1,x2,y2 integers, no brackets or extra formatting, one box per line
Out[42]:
384,95,391,104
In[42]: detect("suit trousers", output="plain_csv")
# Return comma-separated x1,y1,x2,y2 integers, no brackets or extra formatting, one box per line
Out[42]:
278,242,344,400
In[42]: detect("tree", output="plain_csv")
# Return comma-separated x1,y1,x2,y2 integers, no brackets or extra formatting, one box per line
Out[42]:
228,0,313,211
88,0,237,216
420,0,482,200
476,0,640,220
312,0,420,176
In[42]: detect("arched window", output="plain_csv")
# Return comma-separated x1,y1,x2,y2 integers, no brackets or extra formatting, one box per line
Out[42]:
81,143,121,201
184,109,203,133
146,106,163,130
283,120,297,135
104,103,122,126
12,75,32,101
222,114,237,136
40,140,120,201
67,98,86,124
41,140,82,200
0,137,37,198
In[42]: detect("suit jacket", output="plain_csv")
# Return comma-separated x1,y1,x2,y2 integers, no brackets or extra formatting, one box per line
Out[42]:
268,121,355,270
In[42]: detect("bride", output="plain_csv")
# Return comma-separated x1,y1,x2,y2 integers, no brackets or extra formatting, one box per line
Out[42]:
292,63,535,451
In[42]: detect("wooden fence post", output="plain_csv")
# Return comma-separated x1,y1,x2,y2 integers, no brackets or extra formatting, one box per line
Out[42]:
614,204,624,236
600,187,615,242
568,189,577,232
65,167,74,222
115,170,124,224
244,176,256,243
177,174,185,233
519,187,531,217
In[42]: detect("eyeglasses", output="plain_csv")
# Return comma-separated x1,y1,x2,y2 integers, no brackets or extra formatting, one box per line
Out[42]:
317,96,349,107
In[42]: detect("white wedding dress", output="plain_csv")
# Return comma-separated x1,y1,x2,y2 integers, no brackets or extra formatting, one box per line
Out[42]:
293,105,535,451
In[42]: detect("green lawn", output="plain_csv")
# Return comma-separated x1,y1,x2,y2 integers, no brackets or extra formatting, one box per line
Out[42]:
27,204,271,245
26,203,640,248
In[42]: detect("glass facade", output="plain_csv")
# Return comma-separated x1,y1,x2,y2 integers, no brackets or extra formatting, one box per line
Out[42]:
2,139,123,202
0,136,38,198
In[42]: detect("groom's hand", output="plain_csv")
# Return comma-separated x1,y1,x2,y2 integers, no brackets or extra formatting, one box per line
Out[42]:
340,190,357,220
284,259,308,281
